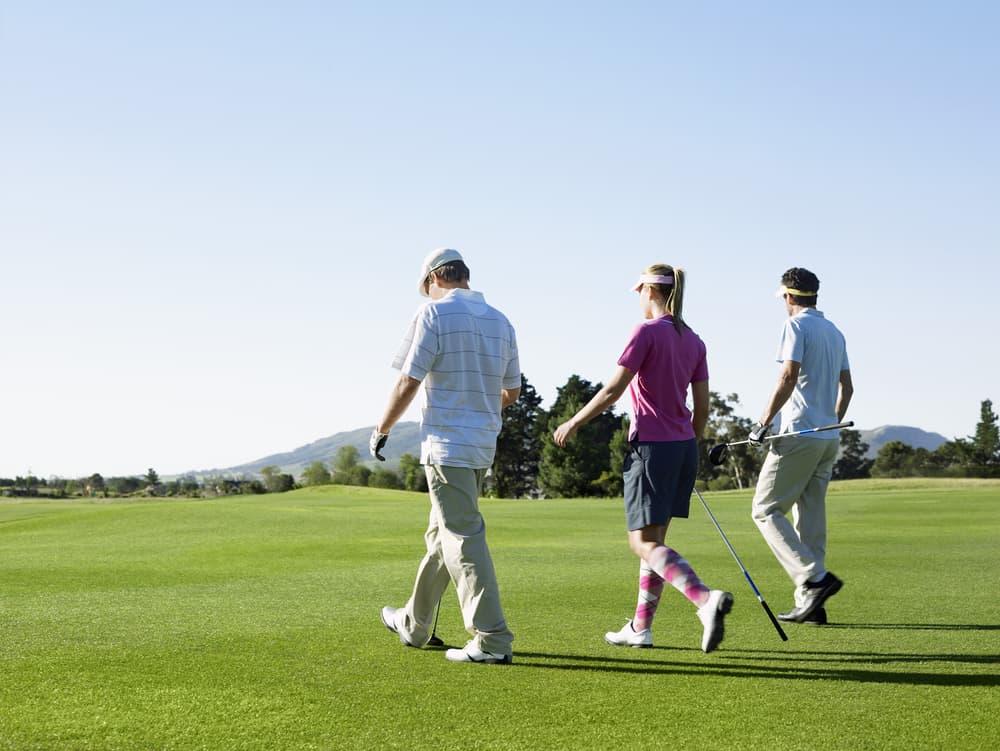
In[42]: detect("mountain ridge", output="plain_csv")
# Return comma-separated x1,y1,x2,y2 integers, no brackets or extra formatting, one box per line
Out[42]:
857,425,948,458
180,423,948,479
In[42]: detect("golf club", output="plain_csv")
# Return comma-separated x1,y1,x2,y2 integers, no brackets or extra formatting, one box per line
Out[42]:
708,421,854,466
427,597,444,647
692,486,788,642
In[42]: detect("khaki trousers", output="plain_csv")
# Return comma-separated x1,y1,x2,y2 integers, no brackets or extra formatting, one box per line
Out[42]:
751,437,840,600
397,465,513,655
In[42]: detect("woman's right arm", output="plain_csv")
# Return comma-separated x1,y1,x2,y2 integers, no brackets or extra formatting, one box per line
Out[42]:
553,365,635,447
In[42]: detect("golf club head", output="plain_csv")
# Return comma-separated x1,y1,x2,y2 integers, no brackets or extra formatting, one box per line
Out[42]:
427,635,445,648
708,443,729,466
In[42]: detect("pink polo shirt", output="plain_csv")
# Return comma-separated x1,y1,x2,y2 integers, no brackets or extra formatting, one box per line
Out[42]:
617,315,709,442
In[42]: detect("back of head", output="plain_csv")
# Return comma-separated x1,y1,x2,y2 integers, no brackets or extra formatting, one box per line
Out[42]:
418,247,470,296
781,267,819,306
433,260,470,286
644,263,687,334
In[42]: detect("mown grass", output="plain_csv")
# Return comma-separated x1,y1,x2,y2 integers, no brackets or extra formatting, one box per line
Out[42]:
1,479,998,750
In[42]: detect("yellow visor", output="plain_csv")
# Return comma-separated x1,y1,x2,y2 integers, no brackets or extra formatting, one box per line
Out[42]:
775,285,818,297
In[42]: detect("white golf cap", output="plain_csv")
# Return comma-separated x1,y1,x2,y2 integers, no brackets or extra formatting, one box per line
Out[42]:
418,247,464,296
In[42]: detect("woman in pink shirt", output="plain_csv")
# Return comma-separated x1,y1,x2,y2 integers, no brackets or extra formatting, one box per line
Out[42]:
554,263,733,653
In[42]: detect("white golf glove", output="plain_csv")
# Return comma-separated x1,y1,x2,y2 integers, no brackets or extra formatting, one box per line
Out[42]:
369,429,389,461
748,422,770,447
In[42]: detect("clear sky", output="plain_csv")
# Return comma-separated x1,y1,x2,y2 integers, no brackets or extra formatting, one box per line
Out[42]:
2,2,997,479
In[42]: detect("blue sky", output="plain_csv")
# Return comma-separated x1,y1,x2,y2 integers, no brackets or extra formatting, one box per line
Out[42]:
2,2,997,478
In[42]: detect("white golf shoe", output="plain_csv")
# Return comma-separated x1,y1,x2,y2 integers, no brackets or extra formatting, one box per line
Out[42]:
604,620,653,648
696,590,734,653
444,642,512,664
380,606,416,647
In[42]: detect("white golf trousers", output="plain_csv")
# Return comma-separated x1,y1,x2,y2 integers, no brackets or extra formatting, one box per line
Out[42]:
751,436,840,593
398,464,514,655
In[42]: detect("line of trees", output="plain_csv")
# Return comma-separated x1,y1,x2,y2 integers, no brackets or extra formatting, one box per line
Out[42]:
0,469,271,499
308,376,1000,496
864,400,1000,479
4,381,996,500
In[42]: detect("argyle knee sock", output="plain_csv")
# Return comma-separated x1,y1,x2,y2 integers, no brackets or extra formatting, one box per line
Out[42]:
632,561,665,631
646,545,710,607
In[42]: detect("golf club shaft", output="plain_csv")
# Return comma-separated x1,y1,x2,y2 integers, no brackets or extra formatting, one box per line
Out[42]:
430,596,442,639
727,420,854,449
692,487,788,642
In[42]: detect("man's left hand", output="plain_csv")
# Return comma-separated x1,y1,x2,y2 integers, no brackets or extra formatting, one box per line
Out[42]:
748,422,770,447
369,430,389,461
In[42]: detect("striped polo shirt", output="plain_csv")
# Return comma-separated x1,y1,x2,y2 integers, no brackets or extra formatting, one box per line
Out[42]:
392,288,520,468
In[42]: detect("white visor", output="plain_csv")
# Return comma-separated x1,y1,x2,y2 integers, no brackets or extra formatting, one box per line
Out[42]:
632,274,674,292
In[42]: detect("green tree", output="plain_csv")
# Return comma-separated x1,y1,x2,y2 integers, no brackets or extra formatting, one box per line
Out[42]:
302,461,332,486
107,476,143,495
179,475,201,495
332,446,360,484
348,465,372,487
241,479,267,495
260,466,295,493
145,468,160,486
399,454,428,492
967,399,1000,477
537,375,620,498
593,416,630,497
87,473,105,496
491,374,545,498
871,441,914,478
369,467,404,489
929,439,972,477
700,392,758,490
909,447,938,476
833,428,873,480
14,475,42,496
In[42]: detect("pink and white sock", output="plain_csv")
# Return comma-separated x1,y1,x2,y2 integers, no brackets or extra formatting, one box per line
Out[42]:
646,545,710,607
632,561,664,632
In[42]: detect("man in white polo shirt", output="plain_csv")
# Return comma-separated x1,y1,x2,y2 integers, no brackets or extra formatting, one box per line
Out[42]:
749,267,853,625
373,248,521,664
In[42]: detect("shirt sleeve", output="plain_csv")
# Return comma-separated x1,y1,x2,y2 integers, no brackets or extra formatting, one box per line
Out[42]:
776,319,804,364
692,339,709,382
391,305,438,381
617,323,648,372
503,323,521,390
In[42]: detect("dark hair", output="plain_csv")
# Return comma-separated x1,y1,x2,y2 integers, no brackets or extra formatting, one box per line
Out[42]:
431,260,470,286
781,267,819,305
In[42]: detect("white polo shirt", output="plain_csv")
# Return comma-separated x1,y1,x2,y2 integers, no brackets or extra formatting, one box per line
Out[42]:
775,307,850,438
392,288,520,468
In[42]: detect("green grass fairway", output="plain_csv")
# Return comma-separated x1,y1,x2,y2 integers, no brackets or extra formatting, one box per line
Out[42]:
2,480,998,750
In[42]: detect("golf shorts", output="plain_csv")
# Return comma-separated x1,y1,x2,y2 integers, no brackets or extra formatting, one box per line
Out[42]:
622,439,697,531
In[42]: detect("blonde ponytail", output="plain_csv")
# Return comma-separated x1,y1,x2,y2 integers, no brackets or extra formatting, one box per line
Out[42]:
644,263,687,334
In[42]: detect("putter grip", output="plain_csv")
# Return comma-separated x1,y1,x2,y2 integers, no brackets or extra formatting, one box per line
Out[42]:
760,599,789,641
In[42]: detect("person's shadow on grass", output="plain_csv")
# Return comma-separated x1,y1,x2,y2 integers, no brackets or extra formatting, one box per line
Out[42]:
510,644,1000,687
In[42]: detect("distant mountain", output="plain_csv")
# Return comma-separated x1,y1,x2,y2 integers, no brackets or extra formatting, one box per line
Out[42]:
183,422,422,479
183,422,949,479
856,425,949,459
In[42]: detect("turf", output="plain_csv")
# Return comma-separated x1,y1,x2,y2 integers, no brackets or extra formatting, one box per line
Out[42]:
1,479,998,750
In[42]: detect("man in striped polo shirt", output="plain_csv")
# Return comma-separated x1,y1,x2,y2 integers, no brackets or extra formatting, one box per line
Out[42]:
374,248,521,664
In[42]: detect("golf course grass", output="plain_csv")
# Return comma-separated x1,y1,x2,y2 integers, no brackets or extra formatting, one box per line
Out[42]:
2,479,997,750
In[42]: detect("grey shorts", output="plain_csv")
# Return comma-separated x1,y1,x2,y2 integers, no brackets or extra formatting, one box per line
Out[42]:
623,439,698,531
